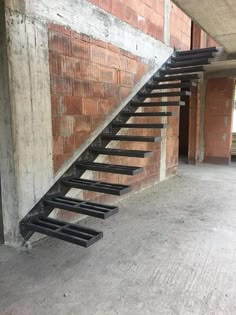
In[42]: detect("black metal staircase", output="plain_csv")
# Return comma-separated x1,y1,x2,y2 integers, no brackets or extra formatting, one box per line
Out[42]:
20,46,219,248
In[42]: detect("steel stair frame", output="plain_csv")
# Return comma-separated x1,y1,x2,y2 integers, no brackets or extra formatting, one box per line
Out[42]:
20,46,219,246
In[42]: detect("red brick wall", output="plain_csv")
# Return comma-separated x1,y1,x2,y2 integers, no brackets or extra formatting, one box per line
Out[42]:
49,24,150,172
204,78,235,164
88,0,165,41
166,96,180,176
170,2,191,50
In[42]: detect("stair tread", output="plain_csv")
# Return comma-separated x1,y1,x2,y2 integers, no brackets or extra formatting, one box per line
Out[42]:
172,52,215,62
63,177,131,196
167,58,210,68
45,195,118,219
112,123,169,128
131,101,185,106
101,134,162,142
121,111,176,117
24,217,103,247
176,47,218,56
147,81,197,89
139,91,191,97
154,73,200,82
91,147,153,158
76,161,144,175
160,66,204,76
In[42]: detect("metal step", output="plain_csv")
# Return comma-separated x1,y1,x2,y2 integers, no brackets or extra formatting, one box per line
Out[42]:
160,66,204,76
121,111,176,117
176,47,218,56
139,91,191,98
154,73,200,82
147,81,197,89
45,195,118,219
90,147,153,158
24,217,103,247
131,101,185,107
63,177,131,196
76,161,144,175
172,52,215,62
112,123,169,129
167,58,210,68
101,134,162,142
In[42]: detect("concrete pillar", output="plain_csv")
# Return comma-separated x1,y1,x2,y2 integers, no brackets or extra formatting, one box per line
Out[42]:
0,2,54,246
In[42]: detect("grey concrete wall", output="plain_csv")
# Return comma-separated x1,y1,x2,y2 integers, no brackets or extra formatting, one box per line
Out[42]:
1,0,173,245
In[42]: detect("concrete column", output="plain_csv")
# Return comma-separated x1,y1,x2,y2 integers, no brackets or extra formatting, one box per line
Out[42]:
0,3,54,245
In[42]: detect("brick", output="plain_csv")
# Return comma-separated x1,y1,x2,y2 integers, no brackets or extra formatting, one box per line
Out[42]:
111,0,126,20
59,116,75,137
51,96,58,117
125,6,138,27
91,38,108,49
104,82,119,99
90,45,108,66
108,43,121,54
99,66,117,83
75,116,92,147
118,71,134,87
48,24,71,36
73,80,91,97
64,96,82,115
50,75,72,95
92,82,105,98
82,98,98,115
63,135,75,153
120,86,132,99
53,136,64,155
98,0,112,12
72,38,90,60
48,31,72,56
54,153,71,173
107,51,120,69
75,60,98,81
98,99,116,114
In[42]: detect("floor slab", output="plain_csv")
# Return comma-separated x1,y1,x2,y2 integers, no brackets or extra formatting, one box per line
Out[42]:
0,163,236,315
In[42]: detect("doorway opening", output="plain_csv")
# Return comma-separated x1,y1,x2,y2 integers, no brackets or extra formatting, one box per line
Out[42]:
178,91,190,163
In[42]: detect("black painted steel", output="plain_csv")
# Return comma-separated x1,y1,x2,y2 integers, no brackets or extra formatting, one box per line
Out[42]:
176,47,217,56
130,101,185,107
121,111,176,117
76,161,144,175
147,81,197,89
139,91,191,98
112,123,169,129
160,66,204,76
24,217,103,247
45,195,118,219
101,134,162,142
167,58,210,68
90,147,153,158
153,73,200,82
63,177,131,195
172,52,215,62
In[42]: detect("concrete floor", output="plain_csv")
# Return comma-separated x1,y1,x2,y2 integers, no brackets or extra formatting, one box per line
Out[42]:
0,163,236,315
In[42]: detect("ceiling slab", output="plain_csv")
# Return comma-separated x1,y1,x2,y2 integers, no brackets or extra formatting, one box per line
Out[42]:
172,0,236,53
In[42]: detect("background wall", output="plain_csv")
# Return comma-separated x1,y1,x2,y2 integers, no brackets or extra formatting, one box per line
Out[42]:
204,77,235,164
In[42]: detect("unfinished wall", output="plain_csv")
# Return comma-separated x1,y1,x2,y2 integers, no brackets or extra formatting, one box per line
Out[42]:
0,0,193,245
49,25,150,172
204,77,235,164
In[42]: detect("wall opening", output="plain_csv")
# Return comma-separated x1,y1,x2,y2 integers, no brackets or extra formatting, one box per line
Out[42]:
179,91,190,162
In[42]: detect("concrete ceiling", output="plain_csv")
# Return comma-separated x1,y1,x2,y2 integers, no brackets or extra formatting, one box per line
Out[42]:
172,0,236,54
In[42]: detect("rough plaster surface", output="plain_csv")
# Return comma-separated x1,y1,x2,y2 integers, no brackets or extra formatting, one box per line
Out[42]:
24,0,172,63
0,163,236,315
